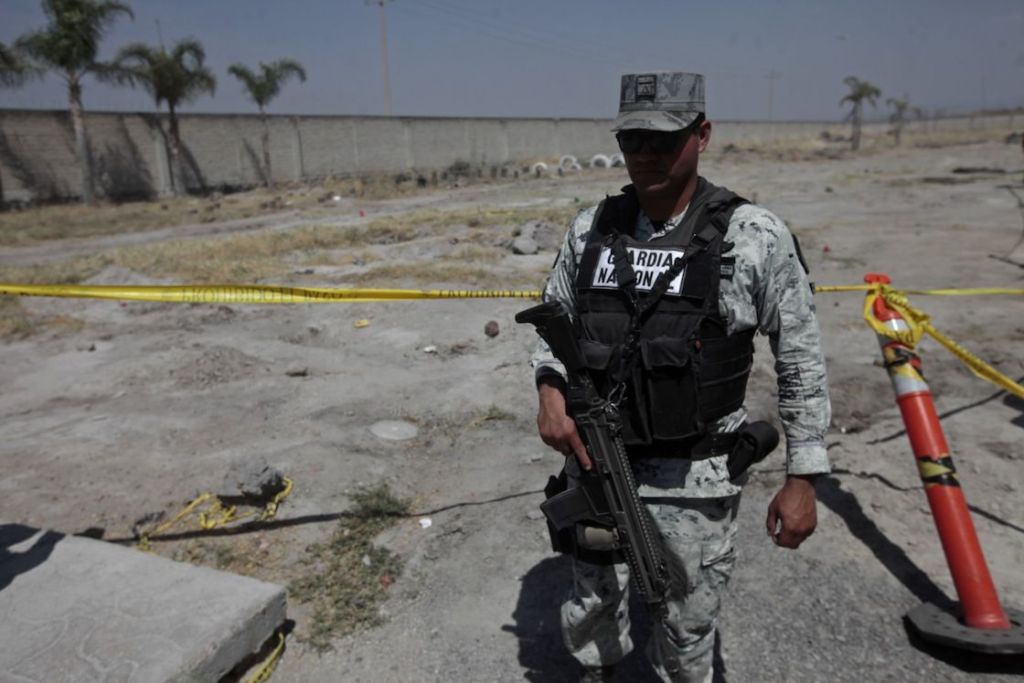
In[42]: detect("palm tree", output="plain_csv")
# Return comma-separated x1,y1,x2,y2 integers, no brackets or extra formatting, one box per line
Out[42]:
112,39,215,196
0,42,39,206
887,97,910,146
840,76,881,151
1,42,38,87
227,59,307,188
14,0,134,203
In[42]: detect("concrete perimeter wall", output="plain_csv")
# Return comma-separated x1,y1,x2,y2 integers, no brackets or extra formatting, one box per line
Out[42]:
0,109,1018,202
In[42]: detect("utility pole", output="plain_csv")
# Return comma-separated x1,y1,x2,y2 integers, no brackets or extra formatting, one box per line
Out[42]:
766,69,780,140
367,0,393,116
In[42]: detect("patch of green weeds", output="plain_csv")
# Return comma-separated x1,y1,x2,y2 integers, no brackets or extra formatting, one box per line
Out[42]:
824,253,868,269
290,482,410,652
467,404,516,428
174,540,240,570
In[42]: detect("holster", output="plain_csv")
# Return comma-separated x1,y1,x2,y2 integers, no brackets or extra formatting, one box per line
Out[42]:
726,421,780,480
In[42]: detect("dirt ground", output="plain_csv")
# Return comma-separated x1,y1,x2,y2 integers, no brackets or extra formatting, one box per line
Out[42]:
1,133,1023,682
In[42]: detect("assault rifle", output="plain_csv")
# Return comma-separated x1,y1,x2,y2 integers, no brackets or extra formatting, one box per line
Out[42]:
516,300,678,610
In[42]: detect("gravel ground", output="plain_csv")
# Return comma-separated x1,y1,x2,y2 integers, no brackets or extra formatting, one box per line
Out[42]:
1,135,1022,681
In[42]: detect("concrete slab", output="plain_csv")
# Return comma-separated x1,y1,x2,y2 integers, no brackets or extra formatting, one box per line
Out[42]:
0,522,286,683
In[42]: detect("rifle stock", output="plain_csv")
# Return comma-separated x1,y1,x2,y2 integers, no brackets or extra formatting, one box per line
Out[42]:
514,301,585,374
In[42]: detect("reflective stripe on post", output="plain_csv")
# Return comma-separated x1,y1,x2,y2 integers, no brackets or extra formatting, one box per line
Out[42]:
864,273,1010,630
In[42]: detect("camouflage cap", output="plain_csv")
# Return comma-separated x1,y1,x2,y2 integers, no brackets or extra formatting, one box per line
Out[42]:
611,72,705,132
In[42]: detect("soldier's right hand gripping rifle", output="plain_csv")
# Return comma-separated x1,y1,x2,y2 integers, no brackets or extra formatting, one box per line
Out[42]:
516,300,683,611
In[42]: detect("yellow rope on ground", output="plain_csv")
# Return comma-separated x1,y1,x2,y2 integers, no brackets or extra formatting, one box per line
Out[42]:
137,477,293,551
816,283,1024,399
244,631,286,683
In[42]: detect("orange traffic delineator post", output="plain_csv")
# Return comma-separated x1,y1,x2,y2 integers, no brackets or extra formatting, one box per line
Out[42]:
864,273,1024,654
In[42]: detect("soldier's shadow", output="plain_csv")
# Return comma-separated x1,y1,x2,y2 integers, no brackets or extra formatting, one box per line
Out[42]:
508,555,732,682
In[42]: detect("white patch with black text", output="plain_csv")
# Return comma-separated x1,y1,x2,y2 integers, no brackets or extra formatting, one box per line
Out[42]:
590,245,686,294
636,74,657,102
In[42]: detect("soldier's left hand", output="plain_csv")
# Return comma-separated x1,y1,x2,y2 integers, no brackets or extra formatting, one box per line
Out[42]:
766,475,818,549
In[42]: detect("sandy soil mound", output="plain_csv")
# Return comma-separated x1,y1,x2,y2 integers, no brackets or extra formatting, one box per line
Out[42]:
171,345,270,389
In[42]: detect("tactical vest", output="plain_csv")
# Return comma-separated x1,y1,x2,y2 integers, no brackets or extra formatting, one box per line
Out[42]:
574,178,755,449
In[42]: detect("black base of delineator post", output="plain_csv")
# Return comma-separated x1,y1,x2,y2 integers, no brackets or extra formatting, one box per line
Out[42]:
906,603,1024,655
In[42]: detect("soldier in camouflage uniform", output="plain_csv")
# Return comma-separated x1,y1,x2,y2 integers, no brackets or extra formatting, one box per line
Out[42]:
529,72,831,683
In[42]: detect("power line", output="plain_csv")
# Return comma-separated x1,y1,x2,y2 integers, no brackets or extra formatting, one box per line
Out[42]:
424,0,723,54
420,0,593,49
400,1,767,83
395,0,642,68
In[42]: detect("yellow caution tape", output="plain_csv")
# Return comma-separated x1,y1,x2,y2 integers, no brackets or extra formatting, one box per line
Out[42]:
900,288,1024,296
816,285,1024,296
244,631,286,683
2,279,1019,396
0,283,542,304
817,283,1024,399
138,477,293,551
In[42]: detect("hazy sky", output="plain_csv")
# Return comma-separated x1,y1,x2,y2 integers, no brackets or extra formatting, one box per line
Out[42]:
1,0,1022,121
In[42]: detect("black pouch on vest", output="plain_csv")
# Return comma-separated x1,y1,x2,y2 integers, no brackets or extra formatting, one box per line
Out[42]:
579,339,649,444
696,330,756,419
638,336,703,442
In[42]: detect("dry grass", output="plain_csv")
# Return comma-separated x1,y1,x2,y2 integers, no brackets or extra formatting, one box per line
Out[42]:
0,175,440,247
349,262,511,289
903,126,1015,149
706,125,1019,164
0,194,286,247
0,202,574,288
0,221,430,285
301,249,378,268
360,204,576,236
823,253,868,269
0,296,85,341
448,244,504,263
465,404,517,430
0,297,37,338
0,161,580,247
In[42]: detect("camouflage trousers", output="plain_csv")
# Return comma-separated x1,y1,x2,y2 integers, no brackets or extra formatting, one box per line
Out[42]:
560,494,741,683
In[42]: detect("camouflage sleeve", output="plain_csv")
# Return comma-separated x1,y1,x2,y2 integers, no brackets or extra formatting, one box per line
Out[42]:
744,206,832,476
529,205,598,384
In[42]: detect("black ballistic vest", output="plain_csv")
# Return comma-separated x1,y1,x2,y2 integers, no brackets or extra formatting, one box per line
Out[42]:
574,178,756,448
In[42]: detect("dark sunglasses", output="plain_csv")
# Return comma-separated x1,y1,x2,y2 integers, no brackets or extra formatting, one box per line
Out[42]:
615,117,702,155
615,130,687,155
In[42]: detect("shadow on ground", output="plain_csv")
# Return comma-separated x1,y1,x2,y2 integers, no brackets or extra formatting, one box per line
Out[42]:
817,476,1024,674
506,554,730,682
0,523,62,592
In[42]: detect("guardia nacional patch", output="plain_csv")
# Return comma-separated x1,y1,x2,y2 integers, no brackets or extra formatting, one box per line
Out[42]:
590,245,686,294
